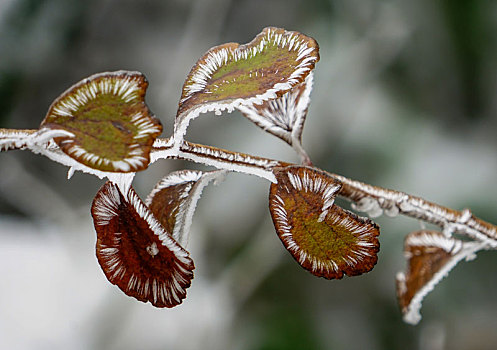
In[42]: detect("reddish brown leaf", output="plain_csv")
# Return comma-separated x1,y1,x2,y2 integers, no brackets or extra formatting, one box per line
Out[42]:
238,72,313,147
145,171,201,236
145,169,226,247
91,181,194,308
269,166,380,279
396,230,478,324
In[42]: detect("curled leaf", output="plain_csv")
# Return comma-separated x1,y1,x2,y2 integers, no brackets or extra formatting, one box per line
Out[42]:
91,181,194,308
269,166,380,279
145,169,226,246
396,230,482,325
238,72,313,151
41,71,162,172
175,27,319,143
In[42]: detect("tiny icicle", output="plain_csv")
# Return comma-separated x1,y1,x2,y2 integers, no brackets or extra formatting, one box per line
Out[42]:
67,166,75,179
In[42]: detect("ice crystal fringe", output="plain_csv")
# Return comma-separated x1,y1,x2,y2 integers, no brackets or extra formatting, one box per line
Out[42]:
238,72,314,147
48,71,146,119
93,182,190,262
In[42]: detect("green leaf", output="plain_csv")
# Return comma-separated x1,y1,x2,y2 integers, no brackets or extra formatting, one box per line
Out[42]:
269,166,380,279
175,27,320,143
41,71,162,172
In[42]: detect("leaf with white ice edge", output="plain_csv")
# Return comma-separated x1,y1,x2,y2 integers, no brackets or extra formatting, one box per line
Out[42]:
269,166,380,279
237,72,314,163
174,27,319,144
40,71,162,173
91,181,194,308
145,169,227,247
396,230,483,325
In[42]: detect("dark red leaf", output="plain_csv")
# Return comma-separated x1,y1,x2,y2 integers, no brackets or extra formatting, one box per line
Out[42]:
91,181,194,308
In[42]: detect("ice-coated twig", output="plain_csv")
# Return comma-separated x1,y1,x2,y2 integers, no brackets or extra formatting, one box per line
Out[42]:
150,137,497,244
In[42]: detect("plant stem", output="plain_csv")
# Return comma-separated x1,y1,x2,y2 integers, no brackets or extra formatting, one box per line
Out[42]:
333,174,497,244
152,138,497,243
3,129,496,244
151,138,285,182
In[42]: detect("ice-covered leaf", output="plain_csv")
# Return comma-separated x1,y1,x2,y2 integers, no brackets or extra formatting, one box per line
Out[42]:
237,72,313,148
269,166,380,279
91,181,194,308
41,71,162,172
145,169,226,247
396,230,482,325
174,27,319,143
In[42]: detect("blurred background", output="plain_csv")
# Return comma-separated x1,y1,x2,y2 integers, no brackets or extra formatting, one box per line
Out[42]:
1,0,497,349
